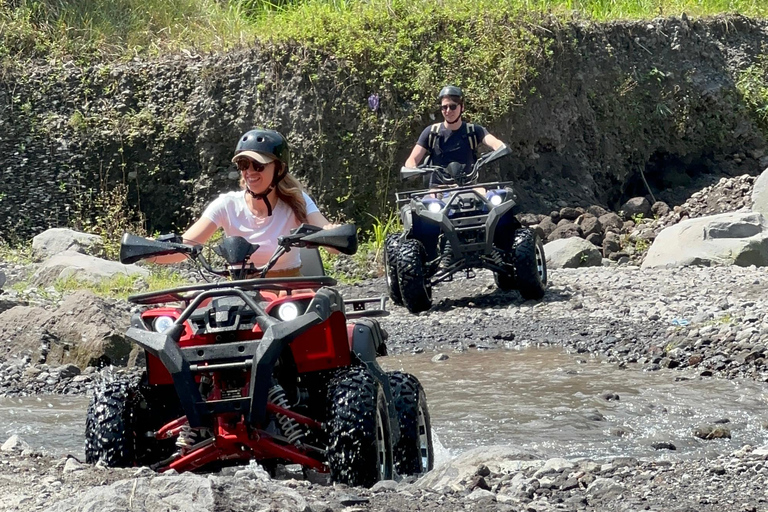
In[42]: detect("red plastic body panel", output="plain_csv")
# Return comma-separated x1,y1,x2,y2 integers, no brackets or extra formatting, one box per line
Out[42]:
288,310,351,372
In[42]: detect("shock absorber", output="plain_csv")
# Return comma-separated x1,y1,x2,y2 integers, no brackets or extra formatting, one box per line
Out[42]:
176,423,196,452
268,383,305,446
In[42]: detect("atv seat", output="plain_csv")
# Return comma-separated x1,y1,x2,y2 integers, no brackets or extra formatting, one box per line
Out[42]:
300,247,325,277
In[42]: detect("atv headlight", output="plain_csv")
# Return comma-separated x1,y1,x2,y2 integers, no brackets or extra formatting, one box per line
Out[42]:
486,189,507,206
152,316,175,333
422,198,445,213
276,302,300,321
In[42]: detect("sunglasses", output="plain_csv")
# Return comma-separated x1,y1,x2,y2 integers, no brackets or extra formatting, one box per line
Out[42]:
236,159,268,173
441,103,459,112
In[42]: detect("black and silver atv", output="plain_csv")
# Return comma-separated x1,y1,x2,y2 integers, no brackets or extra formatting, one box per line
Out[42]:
386,145,547,314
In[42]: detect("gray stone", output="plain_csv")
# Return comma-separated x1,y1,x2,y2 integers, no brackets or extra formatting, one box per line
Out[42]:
642,212,768,268
1,435,31,453
544,237,603,268
32,228,104,259
32,250,149,287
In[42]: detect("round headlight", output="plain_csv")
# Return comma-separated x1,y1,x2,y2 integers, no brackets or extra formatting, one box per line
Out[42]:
276,302,300,321
152,316,175,333
427,201,443,213
489,194,503,206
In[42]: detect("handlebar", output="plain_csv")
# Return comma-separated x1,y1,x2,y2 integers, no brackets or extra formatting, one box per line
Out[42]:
400,144,510,183
120,223,358,281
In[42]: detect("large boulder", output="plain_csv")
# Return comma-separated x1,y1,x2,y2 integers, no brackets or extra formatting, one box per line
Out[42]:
751,167,768,217
0,290,132,367
641,211,768,268
544,237,603,269
32,228,104,259
46,474,215,512
32,250,148,287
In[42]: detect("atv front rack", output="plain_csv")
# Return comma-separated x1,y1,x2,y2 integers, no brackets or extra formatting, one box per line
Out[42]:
127,276,337,305
395,180,514,206
344,296,388,318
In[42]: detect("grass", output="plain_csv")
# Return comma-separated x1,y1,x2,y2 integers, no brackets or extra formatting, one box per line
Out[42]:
52,266,191,300
3,0,765,126
3,0,767,63
0,241,36,265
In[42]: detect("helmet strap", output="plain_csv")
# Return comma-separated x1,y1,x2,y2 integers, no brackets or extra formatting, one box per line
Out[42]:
246,186,276,216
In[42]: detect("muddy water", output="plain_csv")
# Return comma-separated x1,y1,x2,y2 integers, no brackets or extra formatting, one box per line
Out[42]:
379,348,768,462
1,348,767,463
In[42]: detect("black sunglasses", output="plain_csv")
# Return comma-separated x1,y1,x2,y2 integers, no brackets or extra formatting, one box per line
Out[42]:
236,159,268,173
441,103,459,112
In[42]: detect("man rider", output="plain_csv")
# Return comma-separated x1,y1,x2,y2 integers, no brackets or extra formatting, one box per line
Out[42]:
404,85,505,187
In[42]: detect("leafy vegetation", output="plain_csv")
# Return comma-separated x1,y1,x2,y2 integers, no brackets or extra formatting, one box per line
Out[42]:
0,240,36,265
3,0,767,120
736,47,768,138
68,182,149,261
3,0,767,64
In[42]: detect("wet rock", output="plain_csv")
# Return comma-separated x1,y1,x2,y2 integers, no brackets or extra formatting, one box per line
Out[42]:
694,425,732,440
1,435,31,453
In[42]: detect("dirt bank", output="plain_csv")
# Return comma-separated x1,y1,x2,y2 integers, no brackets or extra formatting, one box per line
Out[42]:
1,16,768,239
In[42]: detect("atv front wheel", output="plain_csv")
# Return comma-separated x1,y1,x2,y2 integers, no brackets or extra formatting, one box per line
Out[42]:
396,239,432,314
85,377,179,468
513,229,547,300
388,371,433,476
326,366,394,487
384,233,403,306
494,270,516,291
85,379,140,467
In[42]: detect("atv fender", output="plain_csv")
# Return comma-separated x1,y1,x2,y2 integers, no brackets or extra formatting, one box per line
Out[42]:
349,317,388,362
349,318,400,444
484,201,521,253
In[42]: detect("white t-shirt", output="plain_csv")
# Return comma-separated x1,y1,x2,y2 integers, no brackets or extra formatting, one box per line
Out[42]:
201,191,319,270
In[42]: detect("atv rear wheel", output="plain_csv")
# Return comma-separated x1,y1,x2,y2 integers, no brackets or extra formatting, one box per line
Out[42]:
326,366,394,487
513,229,547,300
388,371,433,476
396,239,432,314
384,233,403,306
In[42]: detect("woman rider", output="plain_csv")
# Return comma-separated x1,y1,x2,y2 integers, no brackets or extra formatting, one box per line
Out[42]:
152,128,334,276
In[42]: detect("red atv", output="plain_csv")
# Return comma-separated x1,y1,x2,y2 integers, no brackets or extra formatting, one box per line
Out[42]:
84,224,433,487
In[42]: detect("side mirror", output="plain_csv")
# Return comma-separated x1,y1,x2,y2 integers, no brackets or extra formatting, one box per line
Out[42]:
300,224,358,255
119,233,188,264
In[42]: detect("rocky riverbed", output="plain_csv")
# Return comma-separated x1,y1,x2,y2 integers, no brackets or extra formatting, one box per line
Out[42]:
2,263,768,511
2,172,768,511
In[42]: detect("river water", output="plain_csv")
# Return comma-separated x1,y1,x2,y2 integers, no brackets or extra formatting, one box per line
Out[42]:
1,348,767,463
